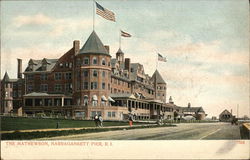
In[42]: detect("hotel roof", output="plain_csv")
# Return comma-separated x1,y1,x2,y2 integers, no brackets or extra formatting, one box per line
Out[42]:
79,31,109,55
150,69,166,84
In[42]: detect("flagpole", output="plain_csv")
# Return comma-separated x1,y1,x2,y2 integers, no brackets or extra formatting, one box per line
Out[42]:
93,0,95,31
156,53,158,70
119,30,121,49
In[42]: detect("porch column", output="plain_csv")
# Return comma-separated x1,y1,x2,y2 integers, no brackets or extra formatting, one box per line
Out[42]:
62,97,64,107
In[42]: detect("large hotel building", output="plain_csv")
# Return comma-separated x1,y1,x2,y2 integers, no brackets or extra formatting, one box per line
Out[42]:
0,31,206,120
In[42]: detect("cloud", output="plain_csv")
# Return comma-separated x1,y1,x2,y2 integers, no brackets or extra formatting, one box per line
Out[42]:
11,13,95,37
14,13,53,27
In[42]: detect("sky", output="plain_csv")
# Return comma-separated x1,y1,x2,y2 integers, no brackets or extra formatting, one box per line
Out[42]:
1,0,249,118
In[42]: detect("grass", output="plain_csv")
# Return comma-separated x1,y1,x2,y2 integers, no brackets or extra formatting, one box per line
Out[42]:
0,116,146,131
1,124,176,140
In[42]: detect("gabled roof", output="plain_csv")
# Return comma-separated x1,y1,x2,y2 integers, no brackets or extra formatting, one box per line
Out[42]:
116,48,124,54
220,109,232,116
24,58,58,72
182,107,205,113
79,31,109,55
150,69,166,84
3,72,10,82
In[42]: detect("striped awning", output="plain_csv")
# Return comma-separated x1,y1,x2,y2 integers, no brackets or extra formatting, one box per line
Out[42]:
101,95,107,101
92,95,98,101
108,96,115,102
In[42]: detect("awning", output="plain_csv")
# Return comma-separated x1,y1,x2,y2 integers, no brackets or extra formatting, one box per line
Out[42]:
92,95,98,101
101,95,107,101
108,96,115,102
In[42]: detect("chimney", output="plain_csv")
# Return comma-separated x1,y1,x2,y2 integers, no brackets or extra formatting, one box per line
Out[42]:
231,109,232,115
188,102,191,108
17,59,22,79
73,40,80,55
104,45,110,53
125,58,131,72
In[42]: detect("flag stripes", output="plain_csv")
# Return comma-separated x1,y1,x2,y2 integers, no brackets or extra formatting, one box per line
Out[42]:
121,30,132,37
96,2,115,22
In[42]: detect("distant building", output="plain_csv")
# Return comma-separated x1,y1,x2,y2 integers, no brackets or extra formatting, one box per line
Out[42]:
174,103,206,120
0,59,25,114
219,109,233,122
212,116,217,120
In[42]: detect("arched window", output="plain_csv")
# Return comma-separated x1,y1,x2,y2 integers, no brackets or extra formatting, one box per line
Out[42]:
83,57,89,65
101,58,106,65
92,57,98,65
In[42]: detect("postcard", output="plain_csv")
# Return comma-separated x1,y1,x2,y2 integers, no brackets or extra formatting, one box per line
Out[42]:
0,0,249,159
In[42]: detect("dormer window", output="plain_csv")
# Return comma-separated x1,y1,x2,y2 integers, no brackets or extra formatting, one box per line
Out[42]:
92,57,98,65
59,63,63,68
42,63,47,71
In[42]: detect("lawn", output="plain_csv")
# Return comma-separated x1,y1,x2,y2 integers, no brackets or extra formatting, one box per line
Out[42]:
0,116,140,131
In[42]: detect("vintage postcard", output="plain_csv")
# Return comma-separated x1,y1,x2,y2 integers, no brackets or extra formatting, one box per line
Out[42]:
0,0,249,159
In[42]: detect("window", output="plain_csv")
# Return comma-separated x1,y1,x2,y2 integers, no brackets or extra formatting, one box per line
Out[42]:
92,57,97,65
18,91,22,97
59,63,63,68
65,83,72,92
41,74,48,80
83,70,88,77
101,58,106,65
77,71,81,78
91,82,98,89
27,74,34,80
76,58,81,66
83,82,88,90
84,57,89,65
107,112,116,118
65,72,72,80
108,112,112,117
69,63,73,68
108,83,110,90
54,84,62,92
102,71,105,77
27,85,33,92
13,91,17,98
93,70,98,77
54,73,62,80
102,82,105,89
40,84,48,92
77,81,80,90
65,62,69,68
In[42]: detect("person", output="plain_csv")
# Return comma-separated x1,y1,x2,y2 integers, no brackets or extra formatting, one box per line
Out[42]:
94,114,99,127
98,115,103,127
128,114,133,127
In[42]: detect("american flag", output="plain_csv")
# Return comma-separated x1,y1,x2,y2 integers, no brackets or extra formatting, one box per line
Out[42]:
121,30,132,37
158,53,167,62
96,2,115,22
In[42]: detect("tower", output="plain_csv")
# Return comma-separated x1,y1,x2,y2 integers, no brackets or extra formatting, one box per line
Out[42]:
151,70,167,103
73,31,111,107
116,48,124,64
1,72,13,113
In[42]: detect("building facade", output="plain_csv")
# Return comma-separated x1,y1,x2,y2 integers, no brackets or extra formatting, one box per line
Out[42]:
0,31,206,120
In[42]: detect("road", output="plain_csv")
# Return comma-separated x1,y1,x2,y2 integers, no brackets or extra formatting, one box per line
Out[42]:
40,122,241,140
